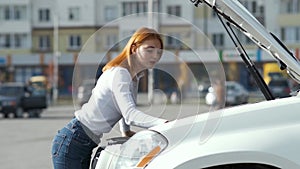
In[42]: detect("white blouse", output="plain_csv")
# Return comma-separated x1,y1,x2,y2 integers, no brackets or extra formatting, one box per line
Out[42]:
75,67,167,137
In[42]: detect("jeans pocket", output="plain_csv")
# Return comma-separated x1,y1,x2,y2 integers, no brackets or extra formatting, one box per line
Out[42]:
52,133,67,157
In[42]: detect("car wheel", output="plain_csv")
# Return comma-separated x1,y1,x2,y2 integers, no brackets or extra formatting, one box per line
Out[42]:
14,107,23,118
29,110,41,118
4,113,9,118
243,98,249,104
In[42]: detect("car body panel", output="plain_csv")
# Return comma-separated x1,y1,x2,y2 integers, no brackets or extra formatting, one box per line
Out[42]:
147,94,300,168
96,94,300,169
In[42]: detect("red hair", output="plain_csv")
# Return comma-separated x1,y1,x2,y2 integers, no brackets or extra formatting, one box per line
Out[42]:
102,27,163,72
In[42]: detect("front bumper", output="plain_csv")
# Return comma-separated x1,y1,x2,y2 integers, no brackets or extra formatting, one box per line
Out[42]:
0,106,17,114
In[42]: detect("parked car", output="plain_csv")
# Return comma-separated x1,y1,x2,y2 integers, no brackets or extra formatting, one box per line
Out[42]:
205,81,249,106
268,78,291,98
93,0,300,168
0,82,47,118
0,83,25,118
77,79,95,107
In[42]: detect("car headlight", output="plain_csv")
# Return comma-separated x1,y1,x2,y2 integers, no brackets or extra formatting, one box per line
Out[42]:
115,130,168,169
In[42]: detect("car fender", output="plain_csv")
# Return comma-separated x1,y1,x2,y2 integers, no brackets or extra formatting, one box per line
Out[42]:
173,122,300,169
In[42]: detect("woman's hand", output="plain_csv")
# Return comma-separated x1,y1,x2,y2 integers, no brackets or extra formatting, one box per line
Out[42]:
122,130,136,137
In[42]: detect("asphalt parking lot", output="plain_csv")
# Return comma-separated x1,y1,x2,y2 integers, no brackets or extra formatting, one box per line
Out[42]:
0,92,265,169
0,95,211,169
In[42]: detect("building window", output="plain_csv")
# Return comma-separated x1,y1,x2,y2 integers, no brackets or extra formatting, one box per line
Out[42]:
4,34,11,48
69,35,81,50
0,35,4,48
69,7,80,21
167,5,181,17
39,35,50,50
14,34,22,47
240,0,265,25
0,5,27,21
14,6,26,20
281,27,300,43
212,33,224,47
105,6,117,21
166,33,181,49
4,6,11,20
251,1,257,13
105,34,118,50
39,8,50,22
14,6,21,20
280,0,300,13
122,1,158,16
14,34,27,48
0,33,27,49
0,34,12,48
286,0,300,13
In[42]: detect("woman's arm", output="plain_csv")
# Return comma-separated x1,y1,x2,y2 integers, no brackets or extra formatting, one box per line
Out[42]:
119,118,135,137
112,68,167,128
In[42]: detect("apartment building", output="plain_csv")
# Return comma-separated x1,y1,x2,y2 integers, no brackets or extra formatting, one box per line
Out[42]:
278,0,300,49
0,0,299,95
0,0,31,53
0,0,33,82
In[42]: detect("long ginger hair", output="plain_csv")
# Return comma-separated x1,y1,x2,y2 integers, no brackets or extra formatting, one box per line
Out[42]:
102,27,164,72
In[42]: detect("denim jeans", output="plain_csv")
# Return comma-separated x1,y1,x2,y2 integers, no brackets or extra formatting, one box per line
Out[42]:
51,118,98,169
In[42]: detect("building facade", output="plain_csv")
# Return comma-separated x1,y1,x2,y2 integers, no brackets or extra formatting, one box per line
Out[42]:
0,0,299,96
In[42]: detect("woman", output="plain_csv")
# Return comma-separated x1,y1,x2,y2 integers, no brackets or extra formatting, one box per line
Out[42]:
51,27,168,169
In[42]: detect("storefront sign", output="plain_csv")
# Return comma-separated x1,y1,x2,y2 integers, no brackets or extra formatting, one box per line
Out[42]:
222,49,256,62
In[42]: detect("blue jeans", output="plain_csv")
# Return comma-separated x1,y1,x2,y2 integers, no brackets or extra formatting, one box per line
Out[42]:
51,118,98,169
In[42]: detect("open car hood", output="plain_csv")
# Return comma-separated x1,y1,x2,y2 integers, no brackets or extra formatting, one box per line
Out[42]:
190,0,300,83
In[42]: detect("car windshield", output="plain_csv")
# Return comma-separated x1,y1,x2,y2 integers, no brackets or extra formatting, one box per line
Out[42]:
0,86,23,96
269,80,289,87
268,72,283,80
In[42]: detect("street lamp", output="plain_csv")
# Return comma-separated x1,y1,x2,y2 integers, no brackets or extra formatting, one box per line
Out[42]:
52,1,60,103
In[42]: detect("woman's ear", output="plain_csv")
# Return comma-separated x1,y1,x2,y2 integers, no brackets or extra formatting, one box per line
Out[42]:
131,44,137,54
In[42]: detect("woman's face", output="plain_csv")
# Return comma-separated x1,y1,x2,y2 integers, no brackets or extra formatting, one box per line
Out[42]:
133,39,162,70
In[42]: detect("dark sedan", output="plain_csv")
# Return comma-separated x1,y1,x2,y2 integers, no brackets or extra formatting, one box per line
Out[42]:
268,78,291,98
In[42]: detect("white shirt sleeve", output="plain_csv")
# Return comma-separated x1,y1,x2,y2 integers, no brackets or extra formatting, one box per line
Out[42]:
119,118,130,132
112,68,167,128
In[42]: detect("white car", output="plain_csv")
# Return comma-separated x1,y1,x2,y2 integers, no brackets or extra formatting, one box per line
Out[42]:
97,95,300,169
94,0,300,168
